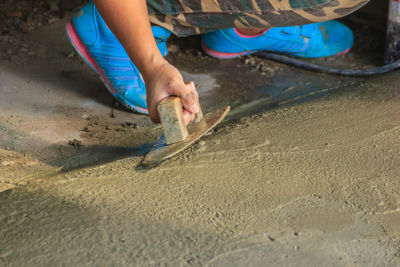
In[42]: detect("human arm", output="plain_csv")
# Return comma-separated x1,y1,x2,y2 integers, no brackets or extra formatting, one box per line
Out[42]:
93,0,199,124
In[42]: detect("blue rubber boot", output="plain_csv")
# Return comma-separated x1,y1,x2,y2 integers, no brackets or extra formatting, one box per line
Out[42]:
65,1,171,113
202,21,353,59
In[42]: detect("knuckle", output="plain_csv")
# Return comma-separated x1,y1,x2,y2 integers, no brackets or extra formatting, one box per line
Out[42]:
168,78,181,87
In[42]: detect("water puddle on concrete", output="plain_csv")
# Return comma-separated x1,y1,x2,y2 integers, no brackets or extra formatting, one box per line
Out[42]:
182,66,364,120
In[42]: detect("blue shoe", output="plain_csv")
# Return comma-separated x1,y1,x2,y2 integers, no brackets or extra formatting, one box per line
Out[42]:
65,1,171,114
201,21,353,59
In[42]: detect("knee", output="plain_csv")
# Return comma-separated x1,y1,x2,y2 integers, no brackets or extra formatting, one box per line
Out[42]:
325,0,370,19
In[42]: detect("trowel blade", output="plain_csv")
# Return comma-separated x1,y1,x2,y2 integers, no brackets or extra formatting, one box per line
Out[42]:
140,106,230,168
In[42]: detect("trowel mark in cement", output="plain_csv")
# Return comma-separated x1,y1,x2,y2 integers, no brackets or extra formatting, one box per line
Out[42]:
206,237,399,266
206,198,400,267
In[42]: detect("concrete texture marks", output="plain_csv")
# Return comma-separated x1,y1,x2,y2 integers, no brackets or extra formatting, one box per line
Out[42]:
1,1,400,266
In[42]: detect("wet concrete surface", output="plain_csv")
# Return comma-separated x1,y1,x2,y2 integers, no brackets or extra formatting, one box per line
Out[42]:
1,12,400,267
0,22,370,168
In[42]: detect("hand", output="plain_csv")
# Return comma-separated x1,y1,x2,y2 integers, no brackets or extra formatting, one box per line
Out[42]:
143,59,200,125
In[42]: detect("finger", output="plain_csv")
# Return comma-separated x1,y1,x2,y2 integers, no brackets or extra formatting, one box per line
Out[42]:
181,90,197,114
148,97,161,123
168,80,198,114
182,108,195,125
187,81,196,93
186,82,199,110
187,81,199,100
149,109,160,123
148,91,169,124
148,101,160,123
182,82,199,113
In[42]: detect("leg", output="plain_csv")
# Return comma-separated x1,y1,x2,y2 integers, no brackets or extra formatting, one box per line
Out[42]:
66,1,172,113
65,0,369,113
191,0,369,58
147,0,370,37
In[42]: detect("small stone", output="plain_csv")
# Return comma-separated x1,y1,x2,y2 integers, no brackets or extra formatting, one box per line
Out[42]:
83,125,94,132
168,44,179,53
48,17,59,24
263,233,275,241
261,66,273,72
20,22,29,32
68,139,83,150
50,3,60,12
26,161,39,166
122,122,138,129
1,161,14,166
67,51,75,58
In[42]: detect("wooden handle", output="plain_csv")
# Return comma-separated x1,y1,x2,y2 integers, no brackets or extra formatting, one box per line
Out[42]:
158,96,188,144
158,96,204,145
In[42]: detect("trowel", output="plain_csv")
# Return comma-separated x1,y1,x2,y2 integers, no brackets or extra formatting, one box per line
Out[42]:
140,96,230,168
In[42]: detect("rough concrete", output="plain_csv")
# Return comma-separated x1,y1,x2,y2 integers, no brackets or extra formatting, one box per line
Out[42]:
1,3,400,266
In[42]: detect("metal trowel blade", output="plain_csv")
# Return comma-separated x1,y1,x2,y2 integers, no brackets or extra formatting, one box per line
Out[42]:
140,106,230,168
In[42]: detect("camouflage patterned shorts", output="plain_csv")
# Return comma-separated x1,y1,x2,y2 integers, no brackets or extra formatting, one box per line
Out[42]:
147,0,369,36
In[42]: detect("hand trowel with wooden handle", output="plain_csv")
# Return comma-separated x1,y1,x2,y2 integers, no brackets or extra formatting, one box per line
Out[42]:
140,96,230,168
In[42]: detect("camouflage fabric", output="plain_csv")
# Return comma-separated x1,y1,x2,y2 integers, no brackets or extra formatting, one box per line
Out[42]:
147,0,369,36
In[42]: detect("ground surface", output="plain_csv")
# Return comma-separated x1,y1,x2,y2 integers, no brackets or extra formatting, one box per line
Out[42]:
1,1,400,266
